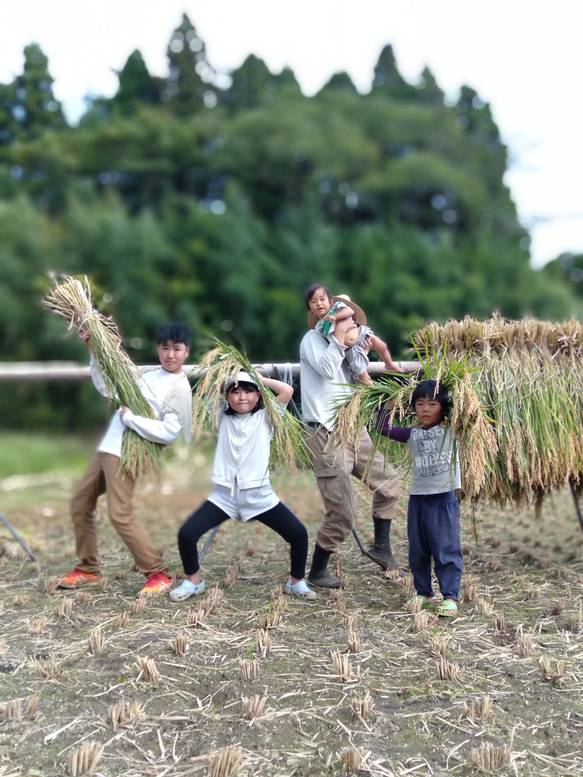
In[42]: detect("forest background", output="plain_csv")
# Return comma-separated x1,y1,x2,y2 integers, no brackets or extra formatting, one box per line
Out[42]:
2,12,583,432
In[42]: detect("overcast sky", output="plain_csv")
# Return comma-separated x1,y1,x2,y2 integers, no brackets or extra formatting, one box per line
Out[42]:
1,0,580,268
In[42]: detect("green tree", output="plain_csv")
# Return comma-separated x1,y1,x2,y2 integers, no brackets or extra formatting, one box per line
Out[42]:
317,71,358,95
415,67,445,105
11,44,67,139
110,50,164,116
371,44,416,100
163,14,215,115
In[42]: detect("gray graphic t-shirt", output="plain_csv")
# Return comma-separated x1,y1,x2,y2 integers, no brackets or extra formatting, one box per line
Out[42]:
387,425,461,495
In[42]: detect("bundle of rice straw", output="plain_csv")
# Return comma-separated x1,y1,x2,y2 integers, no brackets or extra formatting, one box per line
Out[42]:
343,313,583,505
43,275,165,478
333,346,496,502
192,341,310,469
412,314,583,504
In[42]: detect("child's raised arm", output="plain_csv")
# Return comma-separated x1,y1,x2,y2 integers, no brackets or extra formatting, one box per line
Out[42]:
259,376,293,405
324,304,355,323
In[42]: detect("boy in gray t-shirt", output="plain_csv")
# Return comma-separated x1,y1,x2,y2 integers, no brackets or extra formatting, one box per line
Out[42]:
376,380,463,617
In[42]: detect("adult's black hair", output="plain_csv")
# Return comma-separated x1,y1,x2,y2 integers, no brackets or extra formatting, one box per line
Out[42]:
305,284,333,309
411,379,451,420
156,322,190,346
224,381,263,415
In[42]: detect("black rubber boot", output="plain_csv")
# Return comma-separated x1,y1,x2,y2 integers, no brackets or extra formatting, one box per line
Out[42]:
366,517,398,570
308,544,343,588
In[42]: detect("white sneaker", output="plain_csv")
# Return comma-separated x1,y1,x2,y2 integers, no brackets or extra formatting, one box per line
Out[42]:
169,578,206,602
285,579,317,600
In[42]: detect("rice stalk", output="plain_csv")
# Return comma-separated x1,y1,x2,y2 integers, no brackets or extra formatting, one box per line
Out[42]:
239,659,260,681
414,315,583,505
24,696,40,719
347,629,362,653
40,576,57,594
67,741,103,775
113,611,130,628
463,695,493,724
435,657,460,681
471,742,510,771
241,693,267,721
134,656,159,685
331,649,357,682
1,699,21,722
54,598,73,618
43,275,165,477
350,691,375,720
343,315,583,506
191,341,310,469
170,633,190,655
34,657,61,680
107,699,143,729
208,745,243,777
27,617,48,634
340,748,369,773
87,627,104,654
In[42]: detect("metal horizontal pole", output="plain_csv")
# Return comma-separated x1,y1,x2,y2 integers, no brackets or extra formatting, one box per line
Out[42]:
0,361,421,382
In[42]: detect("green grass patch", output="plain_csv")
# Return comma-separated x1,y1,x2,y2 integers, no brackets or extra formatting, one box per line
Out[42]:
0,433,96,479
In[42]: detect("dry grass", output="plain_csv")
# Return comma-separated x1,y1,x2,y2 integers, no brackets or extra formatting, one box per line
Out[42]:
2,449,583,776
43,276,165,477
67,741,103,776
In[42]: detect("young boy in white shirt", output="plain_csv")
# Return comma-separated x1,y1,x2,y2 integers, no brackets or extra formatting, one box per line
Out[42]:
57,322,192,598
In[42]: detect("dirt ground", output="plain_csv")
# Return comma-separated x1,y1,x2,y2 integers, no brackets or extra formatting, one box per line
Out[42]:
1,441,583,777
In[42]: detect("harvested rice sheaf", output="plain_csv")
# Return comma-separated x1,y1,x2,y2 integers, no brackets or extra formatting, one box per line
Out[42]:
191,341,310,469
413,315,583,503
43,275,165,478
344,314,583,505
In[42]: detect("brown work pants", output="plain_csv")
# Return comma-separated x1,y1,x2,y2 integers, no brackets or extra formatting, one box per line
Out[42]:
70,452,165,577
305,426,399,553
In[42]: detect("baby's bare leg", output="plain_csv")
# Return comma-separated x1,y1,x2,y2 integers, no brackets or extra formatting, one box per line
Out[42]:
371,335,401,371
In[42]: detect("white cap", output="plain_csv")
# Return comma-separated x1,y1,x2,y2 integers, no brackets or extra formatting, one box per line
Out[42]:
223,370,260,394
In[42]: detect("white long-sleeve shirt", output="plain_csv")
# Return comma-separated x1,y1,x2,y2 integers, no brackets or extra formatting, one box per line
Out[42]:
89,355,191,457
299,330,353,430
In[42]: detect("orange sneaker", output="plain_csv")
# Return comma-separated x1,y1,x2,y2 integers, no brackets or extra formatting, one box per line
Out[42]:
137,572,173,598
57,568,100,589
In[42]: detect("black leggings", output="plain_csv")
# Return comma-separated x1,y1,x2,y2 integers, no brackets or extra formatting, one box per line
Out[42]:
177,500,309,579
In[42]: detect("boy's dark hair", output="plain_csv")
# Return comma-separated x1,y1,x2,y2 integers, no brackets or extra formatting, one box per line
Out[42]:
156,322,190,346
225,381,263,415
305,284,332,309
412,379,451,420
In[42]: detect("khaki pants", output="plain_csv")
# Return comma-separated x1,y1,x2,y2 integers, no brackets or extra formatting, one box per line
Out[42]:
305,426,399,553
70,452,165,576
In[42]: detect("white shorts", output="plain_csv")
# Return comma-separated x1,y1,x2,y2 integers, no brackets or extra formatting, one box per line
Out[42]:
207,482,279,522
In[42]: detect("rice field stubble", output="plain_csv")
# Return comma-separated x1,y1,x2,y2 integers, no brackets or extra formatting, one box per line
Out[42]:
1,442,583,776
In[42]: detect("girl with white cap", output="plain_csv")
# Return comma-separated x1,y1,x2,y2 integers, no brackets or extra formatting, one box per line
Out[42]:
169,371,317,601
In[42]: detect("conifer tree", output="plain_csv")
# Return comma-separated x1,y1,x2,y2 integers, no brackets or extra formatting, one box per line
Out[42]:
371,44,416,100
0,81,18,144
111,50,163,115
415,66,445,105
220,56,302,113
455,85,507,185
164,14,215,115
11,44,67,139
220,54,273,112
318,71,358,95
271,66,302,96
